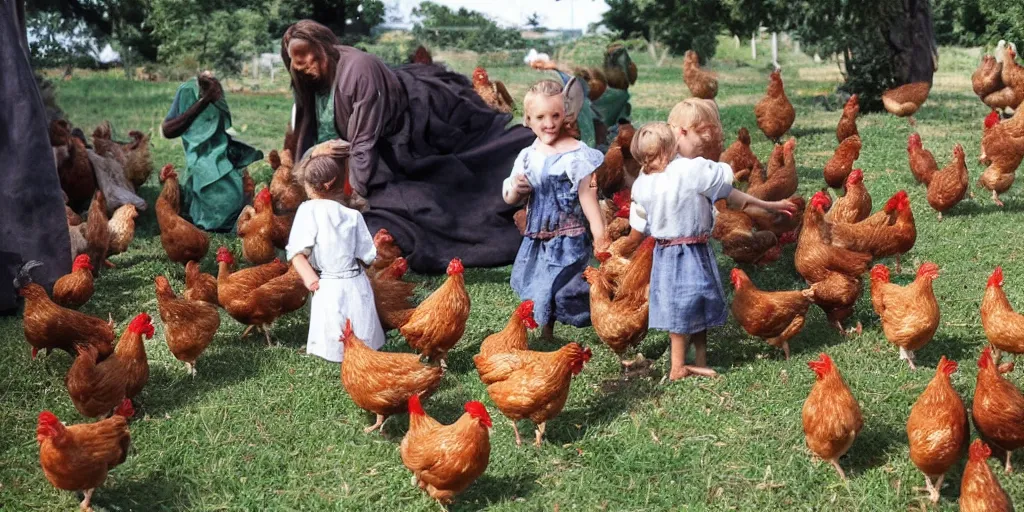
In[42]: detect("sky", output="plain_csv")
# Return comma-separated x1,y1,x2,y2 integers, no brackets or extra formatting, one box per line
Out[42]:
391,0,610,32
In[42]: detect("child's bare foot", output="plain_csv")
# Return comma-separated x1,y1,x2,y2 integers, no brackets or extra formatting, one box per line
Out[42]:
684,365,718,378
668,366,689,381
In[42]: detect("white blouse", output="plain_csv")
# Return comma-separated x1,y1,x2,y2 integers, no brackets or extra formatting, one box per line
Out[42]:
286,199,377,278
629,156,734,239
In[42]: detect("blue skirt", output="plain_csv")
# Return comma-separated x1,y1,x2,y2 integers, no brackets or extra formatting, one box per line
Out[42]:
649,243,728,334
510,235,591,327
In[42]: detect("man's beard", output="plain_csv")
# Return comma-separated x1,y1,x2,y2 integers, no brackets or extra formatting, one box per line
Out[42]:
297,69,330,94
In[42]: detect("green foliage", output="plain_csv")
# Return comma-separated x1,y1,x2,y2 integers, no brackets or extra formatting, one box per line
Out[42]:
26,11,98,69
601,0,724,60
411,1,526,53
932,0,988,46
977,0,1024,47
271,0,385,43
149,0,272,74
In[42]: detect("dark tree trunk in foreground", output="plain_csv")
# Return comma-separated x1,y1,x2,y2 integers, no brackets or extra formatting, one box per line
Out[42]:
888,0,938,85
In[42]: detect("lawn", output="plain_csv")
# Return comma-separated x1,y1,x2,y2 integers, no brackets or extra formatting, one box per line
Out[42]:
2,39,1022,511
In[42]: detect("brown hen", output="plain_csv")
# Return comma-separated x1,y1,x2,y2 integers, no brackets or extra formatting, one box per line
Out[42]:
156,276,220,376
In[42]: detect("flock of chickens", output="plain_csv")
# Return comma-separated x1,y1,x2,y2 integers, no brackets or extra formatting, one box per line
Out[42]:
23,44,1024,510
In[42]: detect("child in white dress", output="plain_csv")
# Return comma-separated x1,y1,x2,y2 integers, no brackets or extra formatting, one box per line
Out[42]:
286,142,385,362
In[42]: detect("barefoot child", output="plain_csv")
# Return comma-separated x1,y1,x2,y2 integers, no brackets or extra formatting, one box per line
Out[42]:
286,141,385,362
503,79,608,339
629,106,795,380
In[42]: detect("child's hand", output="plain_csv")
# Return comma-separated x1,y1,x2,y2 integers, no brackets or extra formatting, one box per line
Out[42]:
594,234,611,253
304,277,320,293
768,199,799,217
513,174,533,195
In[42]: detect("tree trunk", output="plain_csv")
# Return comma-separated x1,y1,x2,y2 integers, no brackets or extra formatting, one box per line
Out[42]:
888,0,937,85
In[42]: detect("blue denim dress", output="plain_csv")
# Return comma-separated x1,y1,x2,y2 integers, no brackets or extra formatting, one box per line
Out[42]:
510,144,602,327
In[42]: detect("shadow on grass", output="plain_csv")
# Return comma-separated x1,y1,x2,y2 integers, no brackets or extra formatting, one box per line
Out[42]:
546,372,664,446
139,343,267,417
452,471,540,512
463,267,512,285
846,419,902,477
102,468,192,512
790,126,831,139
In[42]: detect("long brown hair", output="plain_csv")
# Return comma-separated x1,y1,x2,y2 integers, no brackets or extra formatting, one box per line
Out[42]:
281,20,342,109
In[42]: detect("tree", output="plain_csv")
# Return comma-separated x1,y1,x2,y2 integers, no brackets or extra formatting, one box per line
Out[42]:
525,12,543,30
978,0,1024,47
411,1,526,53
786,0,937,111
26,0,160,62
271,0,386,42
601,0,725,65
931,0,987,46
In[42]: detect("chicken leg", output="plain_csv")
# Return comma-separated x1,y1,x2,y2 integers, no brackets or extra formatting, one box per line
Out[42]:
899,347,917,370
923,474,943,503
242,325,256,338
1006,451,1014,474
262,324,274,347
186,362,197,378
829,459,847,481
364,414,386,434
80,488,94,511
534,422,546,446
992,189,1005,207
511,419,522,447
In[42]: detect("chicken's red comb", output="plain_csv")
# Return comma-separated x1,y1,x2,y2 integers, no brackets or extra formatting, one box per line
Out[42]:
969,439,992,461
447,258,464,276
215,247,234,264
985,110,1000,129
937,356,957,376
114,399,135,418
408,393,425,416
847,169,864,185
595,252,612,263
807,353,834,378
72,254,93,272
870,264,890,283
611,189,631,209
388,258,409,279
256,188,271,204
342,319,354,345
464,401,492,428
917,262,939,280
129,312,155,339
884,191,905,212
989,267,1004,288
907,133,922,150
36,410,63,440
343,176,353,198
810,191,831,211
515,300,538,329
978,347,994,369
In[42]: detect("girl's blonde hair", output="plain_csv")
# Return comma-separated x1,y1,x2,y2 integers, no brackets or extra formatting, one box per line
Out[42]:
668,98,724,153
630,122,677,174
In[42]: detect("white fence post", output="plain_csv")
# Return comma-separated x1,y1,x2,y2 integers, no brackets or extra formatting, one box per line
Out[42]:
771,32,778,68
751,32,757,60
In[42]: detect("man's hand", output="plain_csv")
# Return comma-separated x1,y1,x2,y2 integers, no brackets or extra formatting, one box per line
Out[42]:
198,74,223,103
513,173,533,195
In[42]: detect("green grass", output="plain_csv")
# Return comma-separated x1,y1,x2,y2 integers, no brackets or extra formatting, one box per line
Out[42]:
3,40,1023,511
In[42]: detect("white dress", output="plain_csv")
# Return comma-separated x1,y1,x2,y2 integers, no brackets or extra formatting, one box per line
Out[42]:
286,199,386,362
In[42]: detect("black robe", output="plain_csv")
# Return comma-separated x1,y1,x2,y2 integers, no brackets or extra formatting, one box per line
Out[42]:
293,46,534,274
0,0,72,312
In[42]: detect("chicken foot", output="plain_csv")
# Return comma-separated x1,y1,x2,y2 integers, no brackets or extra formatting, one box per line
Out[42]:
898,347,917,370
534,422,546,447
364,414,387,434
922,474,944,503
185,362,197,378
992,189,1005,207
79,488,94,512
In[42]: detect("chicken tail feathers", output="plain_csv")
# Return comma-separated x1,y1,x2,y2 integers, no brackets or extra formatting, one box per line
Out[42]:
14,260,43,289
